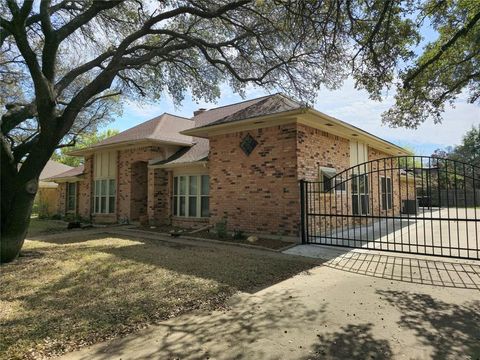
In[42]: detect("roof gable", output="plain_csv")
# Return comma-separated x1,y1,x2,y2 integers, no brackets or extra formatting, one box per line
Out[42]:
90,113,194,149
192,94,283,127
198,93,304,128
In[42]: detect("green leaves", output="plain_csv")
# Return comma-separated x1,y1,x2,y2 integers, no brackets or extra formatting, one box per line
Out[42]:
383,0,480,128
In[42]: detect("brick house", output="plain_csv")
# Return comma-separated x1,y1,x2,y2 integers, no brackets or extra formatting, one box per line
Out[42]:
48,94,413,240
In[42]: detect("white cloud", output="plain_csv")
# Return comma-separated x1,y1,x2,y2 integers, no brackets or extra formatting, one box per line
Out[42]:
315,79,480,154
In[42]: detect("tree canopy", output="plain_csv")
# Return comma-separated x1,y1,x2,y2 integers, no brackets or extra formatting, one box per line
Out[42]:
51,129,119,167
0,0,479,262
432,125,480,167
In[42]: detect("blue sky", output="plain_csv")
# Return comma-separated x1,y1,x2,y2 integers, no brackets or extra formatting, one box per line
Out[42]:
104,24,479,156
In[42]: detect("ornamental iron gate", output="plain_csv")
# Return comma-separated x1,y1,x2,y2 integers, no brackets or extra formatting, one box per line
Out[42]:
300,156,480,260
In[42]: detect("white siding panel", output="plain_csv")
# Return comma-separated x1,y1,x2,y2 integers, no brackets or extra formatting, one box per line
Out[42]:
94,151,117,179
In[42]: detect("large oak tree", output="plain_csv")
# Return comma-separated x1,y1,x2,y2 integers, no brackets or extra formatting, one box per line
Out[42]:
1,0,479,263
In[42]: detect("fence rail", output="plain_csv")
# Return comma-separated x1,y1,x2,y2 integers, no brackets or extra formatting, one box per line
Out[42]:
301,156,480,260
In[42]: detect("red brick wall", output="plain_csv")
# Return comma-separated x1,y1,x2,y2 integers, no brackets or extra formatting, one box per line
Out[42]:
117,146,165,222
78,155,93,219
209,124,300,236
147,168,171,225
56,183,67,216
297,124,350,180
130,161,148,221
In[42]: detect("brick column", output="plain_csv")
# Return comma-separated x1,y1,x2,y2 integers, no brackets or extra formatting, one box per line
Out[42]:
147,167,170,225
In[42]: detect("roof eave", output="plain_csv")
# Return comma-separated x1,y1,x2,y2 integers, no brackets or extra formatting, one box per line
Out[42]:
149,160,208,169
68,138,193,156
46,175,84,183
302,108,412,156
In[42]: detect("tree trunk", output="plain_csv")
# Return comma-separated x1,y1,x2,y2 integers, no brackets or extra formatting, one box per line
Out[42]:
1,139,51,263
1,170,36,263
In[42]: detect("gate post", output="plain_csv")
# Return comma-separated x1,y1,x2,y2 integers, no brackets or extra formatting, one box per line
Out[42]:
300,179,307,244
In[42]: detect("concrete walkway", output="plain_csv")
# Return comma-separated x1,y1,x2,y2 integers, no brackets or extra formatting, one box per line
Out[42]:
59,242,480,360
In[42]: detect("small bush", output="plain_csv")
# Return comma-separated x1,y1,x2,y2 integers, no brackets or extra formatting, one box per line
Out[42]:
233,229,246,240
50,214,62,220
37,199,51,219
215,218,228,239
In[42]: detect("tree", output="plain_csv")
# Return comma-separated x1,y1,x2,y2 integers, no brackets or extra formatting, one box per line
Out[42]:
0,1,478,262
52,129,119,167
451,125,480,168
433,125,480,167
431,125,480,190
383,0,480,127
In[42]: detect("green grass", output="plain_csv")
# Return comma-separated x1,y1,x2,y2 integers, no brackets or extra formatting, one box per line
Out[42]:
0,232,319,359
27,218,69,237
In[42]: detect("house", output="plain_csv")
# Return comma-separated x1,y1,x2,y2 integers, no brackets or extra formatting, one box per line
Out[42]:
47,93,412,240
34,160,73,216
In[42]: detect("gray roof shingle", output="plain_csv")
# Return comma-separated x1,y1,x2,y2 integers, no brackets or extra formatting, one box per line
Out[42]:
90,113,194,149
46,165,84,181
154,93,301,167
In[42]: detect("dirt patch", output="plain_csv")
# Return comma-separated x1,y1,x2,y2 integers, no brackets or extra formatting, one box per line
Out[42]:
139,225,293,250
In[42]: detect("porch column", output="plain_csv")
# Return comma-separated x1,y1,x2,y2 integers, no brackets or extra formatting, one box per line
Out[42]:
147,167,171,225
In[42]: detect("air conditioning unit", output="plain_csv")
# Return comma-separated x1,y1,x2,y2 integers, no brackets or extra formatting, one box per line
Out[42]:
402,200,418,215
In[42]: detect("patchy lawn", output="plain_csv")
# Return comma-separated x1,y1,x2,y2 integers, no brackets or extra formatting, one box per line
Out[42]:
27,218,69,237
0,232,319,360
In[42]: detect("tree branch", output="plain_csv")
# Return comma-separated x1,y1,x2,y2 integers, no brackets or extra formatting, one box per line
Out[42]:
404,10,480,88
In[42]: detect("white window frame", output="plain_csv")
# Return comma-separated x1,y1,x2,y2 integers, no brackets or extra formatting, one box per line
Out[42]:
381,176,393,210
93,179,116,214
173,175,209,218
319,167,346,194
352,173,370,215
66,182,77,213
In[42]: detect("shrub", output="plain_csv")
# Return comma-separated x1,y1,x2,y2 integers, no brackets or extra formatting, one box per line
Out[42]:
37,198,51,219
233,229,246,240
215,218,228,239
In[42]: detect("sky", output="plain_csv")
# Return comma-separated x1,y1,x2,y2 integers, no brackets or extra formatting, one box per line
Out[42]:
105,24,479,156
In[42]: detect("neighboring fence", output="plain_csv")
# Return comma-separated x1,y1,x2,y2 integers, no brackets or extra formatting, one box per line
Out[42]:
418,189,480,207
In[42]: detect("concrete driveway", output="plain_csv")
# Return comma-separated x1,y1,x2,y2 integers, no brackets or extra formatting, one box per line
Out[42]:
58,243,480,360
312,207,480,259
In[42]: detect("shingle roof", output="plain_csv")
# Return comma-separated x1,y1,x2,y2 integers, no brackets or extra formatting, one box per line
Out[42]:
150,138,209,167
154,93,301,167
39,160,73,180
90,113,194,149
46,165,84,181
191,94,275,127
191,93,304,130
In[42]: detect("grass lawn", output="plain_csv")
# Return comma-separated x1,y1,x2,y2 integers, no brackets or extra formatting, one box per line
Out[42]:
0,231,319,359
27,218,69,237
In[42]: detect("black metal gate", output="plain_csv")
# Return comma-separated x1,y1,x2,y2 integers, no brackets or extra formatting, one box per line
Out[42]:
300,156,480,260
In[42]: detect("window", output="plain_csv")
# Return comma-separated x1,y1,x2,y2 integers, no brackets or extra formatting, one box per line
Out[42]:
94,179,116,213
173,175,209,218
381,177,393,210
66,182,77,213
352,174,369,215
319,167,346,193
93,151,117,214
240,134,258,156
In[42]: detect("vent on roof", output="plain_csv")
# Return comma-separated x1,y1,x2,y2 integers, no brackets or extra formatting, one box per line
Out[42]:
194,108,207,116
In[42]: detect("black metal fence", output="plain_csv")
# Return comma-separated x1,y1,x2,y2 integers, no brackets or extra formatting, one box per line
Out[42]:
300,156,480,260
